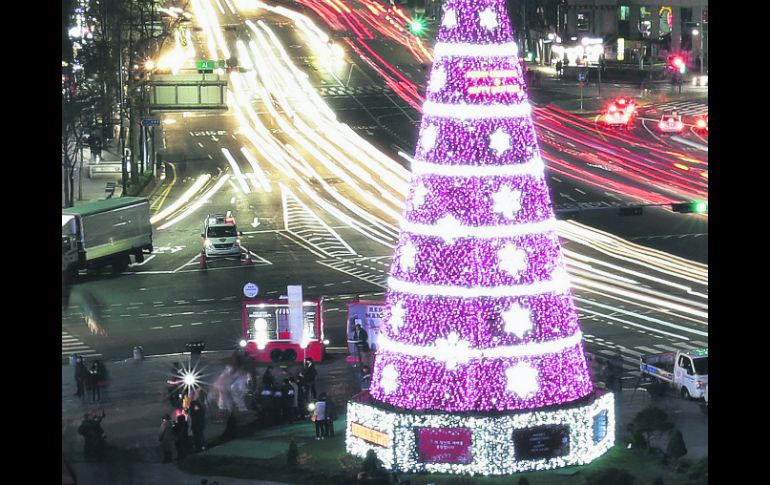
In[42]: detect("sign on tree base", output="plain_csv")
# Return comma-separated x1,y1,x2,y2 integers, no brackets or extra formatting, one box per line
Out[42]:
346,390,614,475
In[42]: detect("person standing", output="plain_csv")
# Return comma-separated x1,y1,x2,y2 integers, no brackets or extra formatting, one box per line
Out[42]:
299,358,317,400
189,401,206,452
158,414,175,463
555,59,563,79
313,394,327,440
174,414,191,460
325,395,337,438
88,362,101,402
358,365,372,392
262,366,276,390
280,379,295,424
74,356,88,398
94,360,108,401
351,323,369,366
79,412,105,461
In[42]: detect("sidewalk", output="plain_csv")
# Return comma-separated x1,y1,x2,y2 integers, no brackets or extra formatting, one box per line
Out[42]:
62,350,358,484
63,350,706,484
63,144,124,207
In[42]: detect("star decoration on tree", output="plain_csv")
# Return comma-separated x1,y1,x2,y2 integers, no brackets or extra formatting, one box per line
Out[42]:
412,182,428,208
489,128,511,156
399,242,418,272
434,332,471,370
479,8,499,31
501,304,533,339
442,9,457,28
429,67,447,93
498,244,529,276
380,364,399,394
436,214,463,244
506,363,539,398
492,185,523,219
422,124,438,151
388,301,407,333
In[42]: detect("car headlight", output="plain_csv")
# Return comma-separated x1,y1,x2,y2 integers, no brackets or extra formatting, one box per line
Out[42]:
204,239,212,248
236,238,241,245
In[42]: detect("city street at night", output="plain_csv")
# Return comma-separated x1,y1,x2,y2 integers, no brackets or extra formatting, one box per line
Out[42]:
62,1,708,484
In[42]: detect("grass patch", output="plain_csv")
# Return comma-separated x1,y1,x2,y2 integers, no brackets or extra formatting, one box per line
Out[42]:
181,432,698,485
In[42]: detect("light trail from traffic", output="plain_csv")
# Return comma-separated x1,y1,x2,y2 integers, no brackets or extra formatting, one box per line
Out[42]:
175,0,709,340
290,0,707,205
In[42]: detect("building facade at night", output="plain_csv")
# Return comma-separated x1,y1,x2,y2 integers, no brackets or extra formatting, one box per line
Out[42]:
563,1,707,65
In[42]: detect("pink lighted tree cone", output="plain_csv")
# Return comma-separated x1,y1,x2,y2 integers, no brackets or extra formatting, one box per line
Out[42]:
368,0,594,412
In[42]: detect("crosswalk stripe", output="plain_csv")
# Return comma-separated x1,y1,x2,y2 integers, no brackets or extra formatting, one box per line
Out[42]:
653,344,680,352
634,346,659,354
690,340,709,347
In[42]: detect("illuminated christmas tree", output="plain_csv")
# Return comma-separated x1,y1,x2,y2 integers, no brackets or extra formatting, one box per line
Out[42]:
347,0,614,475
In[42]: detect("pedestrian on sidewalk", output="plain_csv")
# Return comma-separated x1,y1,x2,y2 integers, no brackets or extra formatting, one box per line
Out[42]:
74,356,88,398
174,414,191,460
351,323,370,366
299,358,318,400
262,366,276,390
325,395,338,437
281,378,297,423
312,393,327,440
88,361,102,402
190,400,206,452
79,411,106,461
556,59,563,79
358,365,372,392
158,414,175,463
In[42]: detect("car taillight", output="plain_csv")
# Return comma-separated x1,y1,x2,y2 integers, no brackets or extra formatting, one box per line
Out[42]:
605,114,612,122
696,380,705,389
608,104,617,112
659,121,665,128
697,119,706,128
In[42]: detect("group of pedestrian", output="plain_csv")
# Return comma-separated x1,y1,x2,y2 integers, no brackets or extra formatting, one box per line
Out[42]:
251,358,319,426
311,392,338,440
160,361,209,463
74,355,108,402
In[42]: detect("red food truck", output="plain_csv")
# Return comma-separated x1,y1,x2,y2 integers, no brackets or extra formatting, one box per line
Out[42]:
241,298,326,363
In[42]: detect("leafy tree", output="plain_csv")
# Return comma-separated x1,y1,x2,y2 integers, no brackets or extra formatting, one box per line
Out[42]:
627,406,674,449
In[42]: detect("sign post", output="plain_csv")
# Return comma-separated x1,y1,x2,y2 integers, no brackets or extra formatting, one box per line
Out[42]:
287,285,303,345
578,70,587,111
243,282,259,299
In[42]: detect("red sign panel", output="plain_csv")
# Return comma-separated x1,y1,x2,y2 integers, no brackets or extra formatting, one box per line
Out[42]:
417,427,473,464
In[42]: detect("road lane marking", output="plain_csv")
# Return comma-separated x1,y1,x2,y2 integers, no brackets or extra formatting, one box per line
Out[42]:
151,326,164,330
191,322,204,326
653,343,680,352
169,324,183,328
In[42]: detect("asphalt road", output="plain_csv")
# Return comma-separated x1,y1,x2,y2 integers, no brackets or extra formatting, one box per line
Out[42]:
62,1,707,386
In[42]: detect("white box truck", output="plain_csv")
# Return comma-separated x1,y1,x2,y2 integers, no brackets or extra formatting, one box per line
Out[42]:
639,348,708,400
62,197,153,276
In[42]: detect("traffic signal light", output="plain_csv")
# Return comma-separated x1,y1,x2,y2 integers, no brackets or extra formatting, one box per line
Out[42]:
669,56,686,74
671,201,707,214
408,18,426,35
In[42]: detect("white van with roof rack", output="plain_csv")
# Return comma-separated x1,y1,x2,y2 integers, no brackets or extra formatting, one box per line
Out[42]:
202,211,242,259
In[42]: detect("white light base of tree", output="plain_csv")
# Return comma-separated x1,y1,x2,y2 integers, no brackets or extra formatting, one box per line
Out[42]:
346,391,614,475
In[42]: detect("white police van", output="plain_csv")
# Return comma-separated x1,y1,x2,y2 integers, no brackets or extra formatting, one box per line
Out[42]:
202,211,242,259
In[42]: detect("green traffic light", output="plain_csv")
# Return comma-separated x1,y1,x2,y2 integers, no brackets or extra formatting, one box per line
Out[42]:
408,19,425,35
693,201,707,213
